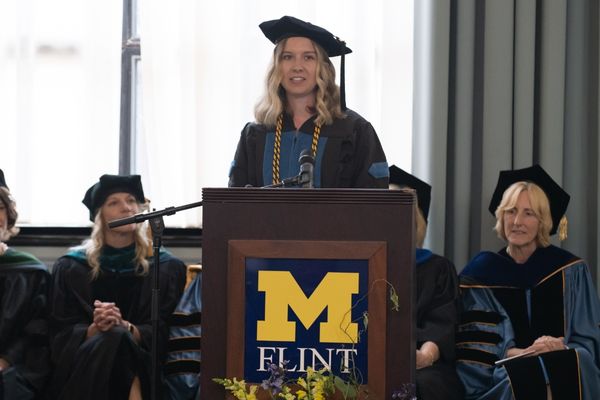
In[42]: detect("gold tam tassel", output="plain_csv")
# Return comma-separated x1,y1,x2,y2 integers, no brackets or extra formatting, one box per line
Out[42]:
558,215,568,241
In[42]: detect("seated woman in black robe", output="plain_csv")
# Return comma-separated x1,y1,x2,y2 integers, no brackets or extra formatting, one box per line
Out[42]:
389,165,464,400
0,169,50,399
48,174,187,400
456,164,600,399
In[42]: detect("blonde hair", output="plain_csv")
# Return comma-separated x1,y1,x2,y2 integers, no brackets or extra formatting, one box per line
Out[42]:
493,181,552,247
415,206,427,248
254,38,345,127
0,187,19,241
389,184,428,248
78,201,151,280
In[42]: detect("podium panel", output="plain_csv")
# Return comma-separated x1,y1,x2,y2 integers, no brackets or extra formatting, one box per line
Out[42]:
202,188,415,399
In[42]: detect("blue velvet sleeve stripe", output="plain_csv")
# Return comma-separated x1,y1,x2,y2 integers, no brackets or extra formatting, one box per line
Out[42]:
460,310,504,325
456,331,502,346
456,348,499,366
368,161,389,179
164,359,202,375
169,312,201,327
167,336,202,353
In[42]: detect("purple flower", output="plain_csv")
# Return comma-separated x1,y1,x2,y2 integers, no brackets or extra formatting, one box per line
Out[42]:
392,383,416,400
261,361,288,395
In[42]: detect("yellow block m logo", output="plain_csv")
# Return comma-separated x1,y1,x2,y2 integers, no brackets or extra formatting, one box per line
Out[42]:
256,271,359,343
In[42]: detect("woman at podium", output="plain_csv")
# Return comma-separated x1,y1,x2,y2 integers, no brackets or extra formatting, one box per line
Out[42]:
228,15,388,189
48,174,186,400
456,164,600,399
0,170,50,399
389,165,464,400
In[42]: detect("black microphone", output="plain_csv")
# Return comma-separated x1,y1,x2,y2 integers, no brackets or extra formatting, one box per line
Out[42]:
299,149,315,188
108,206,177,228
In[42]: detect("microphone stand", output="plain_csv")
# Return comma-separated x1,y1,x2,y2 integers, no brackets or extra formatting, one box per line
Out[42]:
108,200,203,400
261,173,308,188
261,149,315,189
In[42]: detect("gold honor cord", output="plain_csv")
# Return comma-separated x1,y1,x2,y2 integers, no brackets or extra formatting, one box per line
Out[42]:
272,114,321,185
272,115,283,184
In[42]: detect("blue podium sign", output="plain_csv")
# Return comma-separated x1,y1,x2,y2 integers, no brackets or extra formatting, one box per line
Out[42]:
225,239,391,396
243,258,369,383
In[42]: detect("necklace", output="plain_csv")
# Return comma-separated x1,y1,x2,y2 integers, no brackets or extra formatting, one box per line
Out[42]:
272,114,321,185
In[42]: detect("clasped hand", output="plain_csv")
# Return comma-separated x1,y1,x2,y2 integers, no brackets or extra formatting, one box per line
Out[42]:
93,300,125,332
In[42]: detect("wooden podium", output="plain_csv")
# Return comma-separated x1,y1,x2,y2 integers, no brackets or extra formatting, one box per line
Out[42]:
201,188,415,399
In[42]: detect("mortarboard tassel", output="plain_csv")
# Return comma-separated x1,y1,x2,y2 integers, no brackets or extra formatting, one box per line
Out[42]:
338,38,347,111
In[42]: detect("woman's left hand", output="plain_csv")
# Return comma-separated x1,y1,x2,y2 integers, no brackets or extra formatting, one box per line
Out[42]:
416,341,439,369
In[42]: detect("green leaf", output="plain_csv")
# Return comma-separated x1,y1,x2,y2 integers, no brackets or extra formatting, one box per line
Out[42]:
333,376,358,399
389,286,400,312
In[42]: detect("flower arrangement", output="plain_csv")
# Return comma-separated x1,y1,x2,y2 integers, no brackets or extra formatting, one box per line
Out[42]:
212,377,259,400
213,279,414,400
213,361,416,400
214,362,336,400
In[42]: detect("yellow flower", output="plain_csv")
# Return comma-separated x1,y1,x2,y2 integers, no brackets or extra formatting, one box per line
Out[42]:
315,380,325,393
277,391,296,400
296,390,307,399
297,377,308,389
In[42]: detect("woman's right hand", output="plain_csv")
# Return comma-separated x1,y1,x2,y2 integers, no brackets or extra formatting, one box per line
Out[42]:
506,335,566,358
528,335,566,355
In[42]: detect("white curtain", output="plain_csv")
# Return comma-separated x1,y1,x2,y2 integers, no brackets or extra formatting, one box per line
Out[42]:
140,0,414,227
413,0,600,292
0,0,122,226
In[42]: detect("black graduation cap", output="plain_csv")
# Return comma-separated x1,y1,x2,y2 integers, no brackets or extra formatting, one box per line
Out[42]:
260,16,352,56
389,165,432,222
0,169,7,189
488,164,570,235
82,174,145,222
259,15,352,110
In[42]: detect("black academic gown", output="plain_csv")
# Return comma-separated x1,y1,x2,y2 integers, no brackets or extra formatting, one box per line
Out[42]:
0,248,50,400
228,109,389,188
47,247,186,400
415,249,464,400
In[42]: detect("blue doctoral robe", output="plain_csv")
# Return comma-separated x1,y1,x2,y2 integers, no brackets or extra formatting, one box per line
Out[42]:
456,245,600,400
164,269,202,400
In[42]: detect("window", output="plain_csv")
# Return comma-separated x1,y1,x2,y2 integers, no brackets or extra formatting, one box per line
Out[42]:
1,1,122,226
120,0,140,175
1,0,413,228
